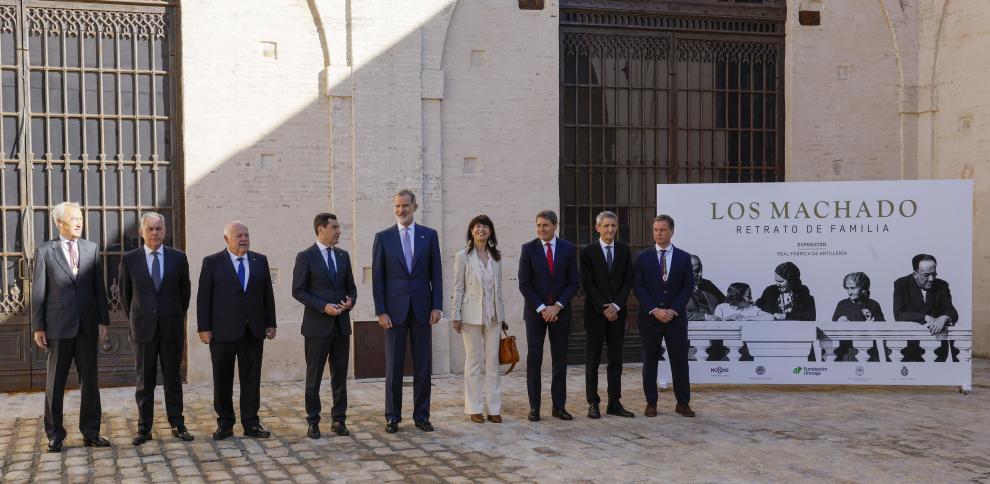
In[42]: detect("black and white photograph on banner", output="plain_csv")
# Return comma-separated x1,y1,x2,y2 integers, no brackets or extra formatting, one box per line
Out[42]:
656,180,973,390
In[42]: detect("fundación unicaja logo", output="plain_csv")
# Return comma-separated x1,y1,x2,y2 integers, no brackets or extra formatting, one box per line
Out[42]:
793,366,802,375
855,366,865,376
900,366,909,376
755,365,766,375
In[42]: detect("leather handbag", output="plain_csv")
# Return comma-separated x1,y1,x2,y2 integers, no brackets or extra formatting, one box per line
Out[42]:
498,326,520,375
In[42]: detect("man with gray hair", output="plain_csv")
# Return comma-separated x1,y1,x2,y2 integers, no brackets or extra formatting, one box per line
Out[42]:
118,212,192,445
32,202,111,452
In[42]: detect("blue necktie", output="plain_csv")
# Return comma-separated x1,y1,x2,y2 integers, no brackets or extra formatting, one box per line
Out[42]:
237,256,246,291
151,251,162,291
326,248,337,280
402,228,414,272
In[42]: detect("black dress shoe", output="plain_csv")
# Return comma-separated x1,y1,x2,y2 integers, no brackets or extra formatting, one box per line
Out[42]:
414,420,434,432
385,419,399,433
551,408,573,421
172,426,194,441
331,421,350,436
606,402,635,418
212,427,234,441
244,425,271,438
528,409,540,422
132,431,152,446
307,424,321,439
588,403,601,419
47,439,63,453
84,435,111,447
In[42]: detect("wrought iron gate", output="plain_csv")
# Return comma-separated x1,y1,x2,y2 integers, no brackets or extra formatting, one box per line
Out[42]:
560,0,786,364
0,0,180,391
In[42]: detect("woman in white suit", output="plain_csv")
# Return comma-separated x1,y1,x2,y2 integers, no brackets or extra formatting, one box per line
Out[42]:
452,214,507,423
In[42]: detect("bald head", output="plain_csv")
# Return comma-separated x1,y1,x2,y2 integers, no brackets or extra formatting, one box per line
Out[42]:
223,221,250,256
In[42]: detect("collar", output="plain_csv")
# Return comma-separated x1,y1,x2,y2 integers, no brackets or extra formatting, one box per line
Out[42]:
655,243,673,252
599,238,614,249
227,249,248,261
397,222,416,232
316,241,334,253
540,236,557,248
58,234,77,245
144,245,164,256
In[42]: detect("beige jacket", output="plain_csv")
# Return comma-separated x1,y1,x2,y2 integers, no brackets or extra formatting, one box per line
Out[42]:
451,247,505,325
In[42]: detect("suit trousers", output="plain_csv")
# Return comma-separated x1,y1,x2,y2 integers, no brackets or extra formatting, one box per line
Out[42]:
384,311,432,422
209,335,264,430
304,331,350,425
585,317,626,405
525,316,570,410
134,326,185,432
461,318,502,415
45,329,103,441
639,319,691,406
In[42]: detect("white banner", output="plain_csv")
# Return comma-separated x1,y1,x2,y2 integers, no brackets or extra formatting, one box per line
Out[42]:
656,180,972,390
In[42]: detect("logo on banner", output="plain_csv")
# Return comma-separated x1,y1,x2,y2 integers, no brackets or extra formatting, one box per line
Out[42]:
855,366,865,376
794,366,828,376
710,366,730,375
755,366,766,375
793,366,802,375
900,366,909,376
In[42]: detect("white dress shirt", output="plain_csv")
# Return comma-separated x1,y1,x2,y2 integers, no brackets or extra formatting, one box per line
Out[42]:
397,222,415,258
58,234,79,276
536,236,562,314
228,249,249,287
144,245,164,277
655,243,674,278
315,240,338,271
600,238,621,313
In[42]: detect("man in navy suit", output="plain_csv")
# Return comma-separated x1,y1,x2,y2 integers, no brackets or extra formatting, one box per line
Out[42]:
633,214,696,418
372,190,443,433
292,213,356,439
197,221,277,440
518,210,579,422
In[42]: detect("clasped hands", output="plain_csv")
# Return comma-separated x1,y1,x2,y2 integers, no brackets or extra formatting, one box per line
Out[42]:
324,296,354,316
924,314,951,335
541,304,562,323
650,307,677,323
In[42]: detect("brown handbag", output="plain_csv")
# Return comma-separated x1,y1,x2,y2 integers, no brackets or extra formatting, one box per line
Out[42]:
498,326,520,375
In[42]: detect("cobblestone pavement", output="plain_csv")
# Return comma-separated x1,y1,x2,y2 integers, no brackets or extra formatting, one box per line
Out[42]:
0,360,988,483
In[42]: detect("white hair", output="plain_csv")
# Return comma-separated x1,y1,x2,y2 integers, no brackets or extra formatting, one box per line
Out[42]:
140,211,165,228
51,202,81,225
224,221,248,237
596,210,618,225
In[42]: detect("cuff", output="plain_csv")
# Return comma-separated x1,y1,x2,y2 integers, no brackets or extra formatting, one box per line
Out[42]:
610,303,620,312
536,304,546,313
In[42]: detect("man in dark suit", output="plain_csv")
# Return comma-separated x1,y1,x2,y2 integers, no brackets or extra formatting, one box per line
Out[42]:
518,210,579,422
292,213,356,439
686,255,724,321
633,214,696,418
893,253,959,361
31,202,111,452
197,221,277,440
372,190,443,433
118,212,193,445
579,211,634,419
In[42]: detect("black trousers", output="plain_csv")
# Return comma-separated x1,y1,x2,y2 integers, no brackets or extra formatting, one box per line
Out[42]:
134,326,185,432
209,335,264,430
44,329,102,441
384,312,432,422
639,319,690,406
304,332,350,425
585,317,626,405
525,316,570,410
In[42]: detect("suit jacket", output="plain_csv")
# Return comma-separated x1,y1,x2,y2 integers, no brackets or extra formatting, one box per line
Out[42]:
892,274,958,324
518,237,580,324
755,284,816,321
292,244,357,338
31,238,110,339
196,250,277,342
633,245,695,327
451,248,505,325
579,240,633,324
371,224,443,326
118,246,191,344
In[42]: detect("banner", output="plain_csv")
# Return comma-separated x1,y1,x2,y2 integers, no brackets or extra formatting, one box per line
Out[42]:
656,180,972,390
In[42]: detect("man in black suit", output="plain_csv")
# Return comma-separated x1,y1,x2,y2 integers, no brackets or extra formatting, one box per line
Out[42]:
292,213,356,439
31,202,111,452
893,253,959,361
119,212,193,445
633,215,696,418
197,221,277,440
579,211,634,419
518,210,579,422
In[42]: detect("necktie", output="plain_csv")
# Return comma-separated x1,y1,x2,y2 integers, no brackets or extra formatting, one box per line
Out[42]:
151,251,162,291
605,245,613,272
401,228,414,272
545,242,554,276
326,247,337,280
67,239,79,276
659,249,668,282
237,257,246,291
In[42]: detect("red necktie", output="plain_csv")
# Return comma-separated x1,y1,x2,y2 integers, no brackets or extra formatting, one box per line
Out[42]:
545,242,555,305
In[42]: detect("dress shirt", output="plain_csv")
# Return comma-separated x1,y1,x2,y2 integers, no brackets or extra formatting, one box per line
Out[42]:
315,241,338,272
397,222,415,258
599,238,620,313
227,249,250,286
144,244,164,277
58,234,79,276
655,243,674,278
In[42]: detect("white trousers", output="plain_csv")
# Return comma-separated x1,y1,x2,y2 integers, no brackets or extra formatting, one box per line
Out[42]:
462,319,502,415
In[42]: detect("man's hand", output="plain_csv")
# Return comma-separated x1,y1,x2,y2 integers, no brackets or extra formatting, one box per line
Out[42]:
924,315,936,324
452,320,463,334
542,305,561,322
773,313,787,321
98,324,109,342
837,315,850,322
378,314,393,329
324,303,342,316
927,315,950,335
602,304,618,320
339,296,354,310
660,309,676,323
199,331,213,344
650,309,666,323
33,330,48,350
266,327,277,340
430,309,443,325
